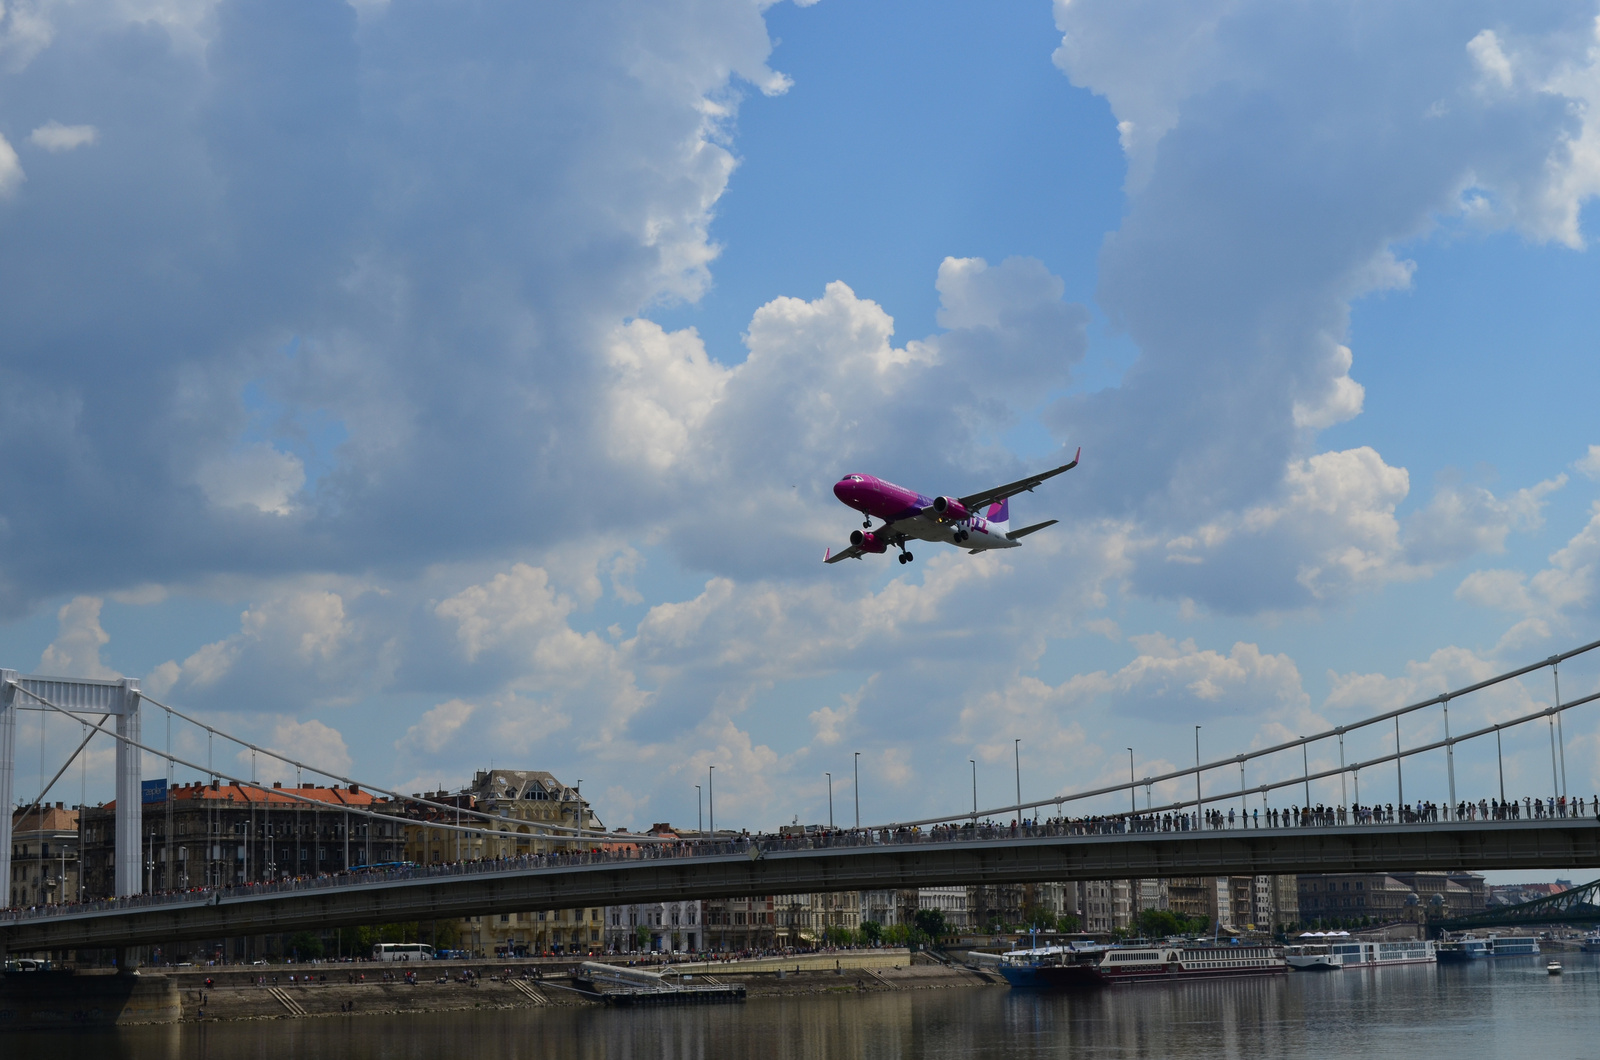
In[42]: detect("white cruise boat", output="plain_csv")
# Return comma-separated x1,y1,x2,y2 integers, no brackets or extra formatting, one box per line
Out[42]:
1288,937,1434,969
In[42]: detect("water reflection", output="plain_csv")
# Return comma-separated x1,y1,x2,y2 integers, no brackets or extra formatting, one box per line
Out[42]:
12,955,1600,1060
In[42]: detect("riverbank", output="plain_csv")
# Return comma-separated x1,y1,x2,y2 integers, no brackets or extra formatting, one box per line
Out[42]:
163,953,996,1023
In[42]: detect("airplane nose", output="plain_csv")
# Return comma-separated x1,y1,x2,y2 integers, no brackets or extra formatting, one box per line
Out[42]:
833,479,853,503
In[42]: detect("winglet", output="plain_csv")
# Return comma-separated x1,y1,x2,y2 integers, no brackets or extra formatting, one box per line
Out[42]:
824,547,832,564
1066,446,1081,471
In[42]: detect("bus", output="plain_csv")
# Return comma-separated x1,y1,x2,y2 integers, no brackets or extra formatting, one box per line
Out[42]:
372,943,434,962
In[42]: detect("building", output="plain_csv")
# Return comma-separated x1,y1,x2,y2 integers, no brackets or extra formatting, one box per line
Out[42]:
79,781,395,898
707,894,779,950
1296,871,1486,922
917,886,969,931
1078,880,1133,933
1268,875,1299,930
605,898,702,953
8,803,79,908
1488,880,1573,907
402,770,606,957
1166,877,1210,919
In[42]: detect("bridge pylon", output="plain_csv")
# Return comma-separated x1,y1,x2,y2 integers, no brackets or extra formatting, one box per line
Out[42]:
0,672,144,903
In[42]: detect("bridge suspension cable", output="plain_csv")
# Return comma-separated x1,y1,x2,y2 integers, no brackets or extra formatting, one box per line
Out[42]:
878,637,1600,830
7,681,675,846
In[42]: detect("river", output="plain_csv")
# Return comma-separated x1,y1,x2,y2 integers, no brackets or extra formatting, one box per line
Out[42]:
15,953,1600,1059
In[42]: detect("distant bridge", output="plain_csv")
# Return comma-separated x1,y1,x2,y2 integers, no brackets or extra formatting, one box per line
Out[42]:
1433,875,1600,933
4,818,1598,953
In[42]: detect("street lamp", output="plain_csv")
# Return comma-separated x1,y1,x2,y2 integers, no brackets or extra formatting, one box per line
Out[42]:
970,759,977,825
1014,739,1022,826
853,752,860,830
826,773,833,828
708,766,715,837
696,784,703,839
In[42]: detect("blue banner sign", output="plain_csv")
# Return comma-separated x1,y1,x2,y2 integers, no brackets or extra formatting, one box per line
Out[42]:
141,778,167,804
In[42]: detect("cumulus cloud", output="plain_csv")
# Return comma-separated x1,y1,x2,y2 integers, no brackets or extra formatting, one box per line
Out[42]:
37,595,120,679
241,717,354,783
0,133,22,195
27,120,96,152
1456,499,1600,647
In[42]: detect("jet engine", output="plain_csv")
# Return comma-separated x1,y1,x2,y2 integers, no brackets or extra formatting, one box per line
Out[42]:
931,496,970,522
850,530,889,553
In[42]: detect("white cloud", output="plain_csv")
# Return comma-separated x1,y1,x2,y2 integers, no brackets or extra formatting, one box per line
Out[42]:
1456,500,1600,643
396,698,477,756
38,595,120,679
1467,29,1515,90
241,717,354,782
196,444,305,515
0,133,23,195
1575,445,1600,481
27,120,97,152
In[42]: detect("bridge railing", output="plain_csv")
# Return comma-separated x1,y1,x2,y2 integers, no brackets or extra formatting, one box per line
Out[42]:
4,794,1595,926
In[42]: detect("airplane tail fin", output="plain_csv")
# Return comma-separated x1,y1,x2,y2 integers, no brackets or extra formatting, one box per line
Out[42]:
986,497,1010,533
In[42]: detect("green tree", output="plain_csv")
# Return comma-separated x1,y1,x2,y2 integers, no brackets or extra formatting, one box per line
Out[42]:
634,925,652,951
1055,913,1081,934
860,919,884,945
913,908,949,940
287,931,323,961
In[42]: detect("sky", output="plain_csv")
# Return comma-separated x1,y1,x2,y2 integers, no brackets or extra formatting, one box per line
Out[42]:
3,0,1600,883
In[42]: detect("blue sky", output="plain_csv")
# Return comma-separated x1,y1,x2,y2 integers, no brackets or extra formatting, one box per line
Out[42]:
3,1,1600,884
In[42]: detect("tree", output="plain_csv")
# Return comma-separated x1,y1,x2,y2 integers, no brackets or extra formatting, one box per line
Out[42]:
634,925,652,951
288,931,323,961
860,919,884,945
1055,913,1081,934
913,908,949,940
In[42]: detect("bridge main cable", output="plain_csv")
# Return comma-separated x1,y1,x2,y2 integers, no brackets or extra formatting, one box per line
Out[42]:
8,682,675,845
133,690,666,842
875,638,1600,829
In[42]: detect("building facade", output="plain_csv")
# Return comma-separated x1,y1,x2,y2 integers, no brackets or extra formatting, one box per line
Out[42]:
1297,871,1486,921
8,804,79,908
79,781,395,898
402,770,605,956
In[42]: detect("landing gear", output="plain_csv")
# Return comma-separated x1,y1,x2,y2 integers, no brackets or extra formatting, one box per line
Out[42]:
953,529,969,543
898,550,914,564
863,519,871,529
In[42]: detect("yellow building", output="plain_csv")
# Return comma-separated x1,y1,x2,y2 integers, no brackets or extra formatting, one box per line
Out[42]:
403,770,604,956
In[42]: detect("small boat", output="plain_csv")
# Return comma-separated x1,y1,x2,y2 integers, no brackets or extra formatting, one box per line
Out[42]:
1284,944,1338,971
1547,961,1562,975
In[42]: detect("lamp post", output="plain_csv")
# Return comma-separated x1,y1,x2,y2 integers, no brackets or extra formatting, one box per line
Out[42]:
696,785,703,839
970,759,977,825
1014,739,1022,826
1194,726,1202,829
826,773,833,828
708,766,714,838
853,752,860,830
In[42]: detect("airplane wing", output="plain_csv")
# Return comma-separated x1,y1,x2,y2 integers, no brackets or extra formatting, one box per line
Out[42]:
1005,519,1058,541
958,448,1080,512
824,544,865,564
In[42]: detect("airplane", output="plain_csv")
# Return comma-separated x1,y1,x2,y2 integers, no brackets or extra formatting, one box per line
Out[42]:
824,448,1080,565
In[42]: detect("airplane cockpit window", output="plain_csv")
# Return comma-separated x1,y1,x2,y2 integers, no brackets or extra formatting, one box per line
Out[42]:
848,475,863,482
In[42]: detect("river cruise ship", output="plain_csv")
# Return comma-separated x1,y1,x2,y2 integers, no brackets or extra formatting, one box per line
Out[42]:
1093,944,1286,983
1000,942,1285,988
1437,934,1541,962
1285,939,1435,970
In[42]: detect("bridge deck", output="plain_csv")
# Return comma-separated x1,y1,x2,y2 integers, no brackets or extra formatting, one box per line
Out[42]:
4,818,1598,952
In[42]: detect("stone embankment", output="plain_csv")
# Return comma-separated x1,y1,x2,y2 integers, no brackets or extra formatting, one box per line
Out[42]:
166,952,997,1022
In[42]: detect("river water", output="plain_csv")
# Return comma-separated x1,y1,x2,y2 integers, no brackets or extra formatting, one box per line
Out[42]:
20,954,1600,1059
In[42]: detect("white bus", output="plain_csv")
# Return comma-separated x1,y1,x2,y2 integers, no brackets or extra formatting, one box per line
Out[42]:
372,943,434,962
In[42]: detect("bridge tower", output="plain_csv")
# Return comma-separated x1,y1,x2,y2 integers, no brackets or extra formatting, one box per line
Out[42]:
0,672,144,900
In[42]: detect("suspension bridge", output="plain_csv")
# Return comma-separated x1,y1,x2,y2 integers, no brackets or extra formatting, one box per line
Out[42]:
3,639,1600,958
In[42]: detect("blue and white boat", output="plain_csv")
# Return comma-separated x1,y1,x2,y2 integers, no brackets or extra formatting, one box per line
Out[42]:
1437,933,1540,962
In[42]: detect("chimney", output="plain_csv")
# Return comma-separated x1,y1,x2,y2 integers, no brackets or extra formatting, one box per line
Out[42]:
349,784,360,794
273,781,283,789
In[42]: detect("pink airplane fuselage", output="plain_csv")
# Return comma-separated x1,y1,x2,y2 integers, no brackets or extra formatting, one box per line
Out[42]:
832,474,1015,550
